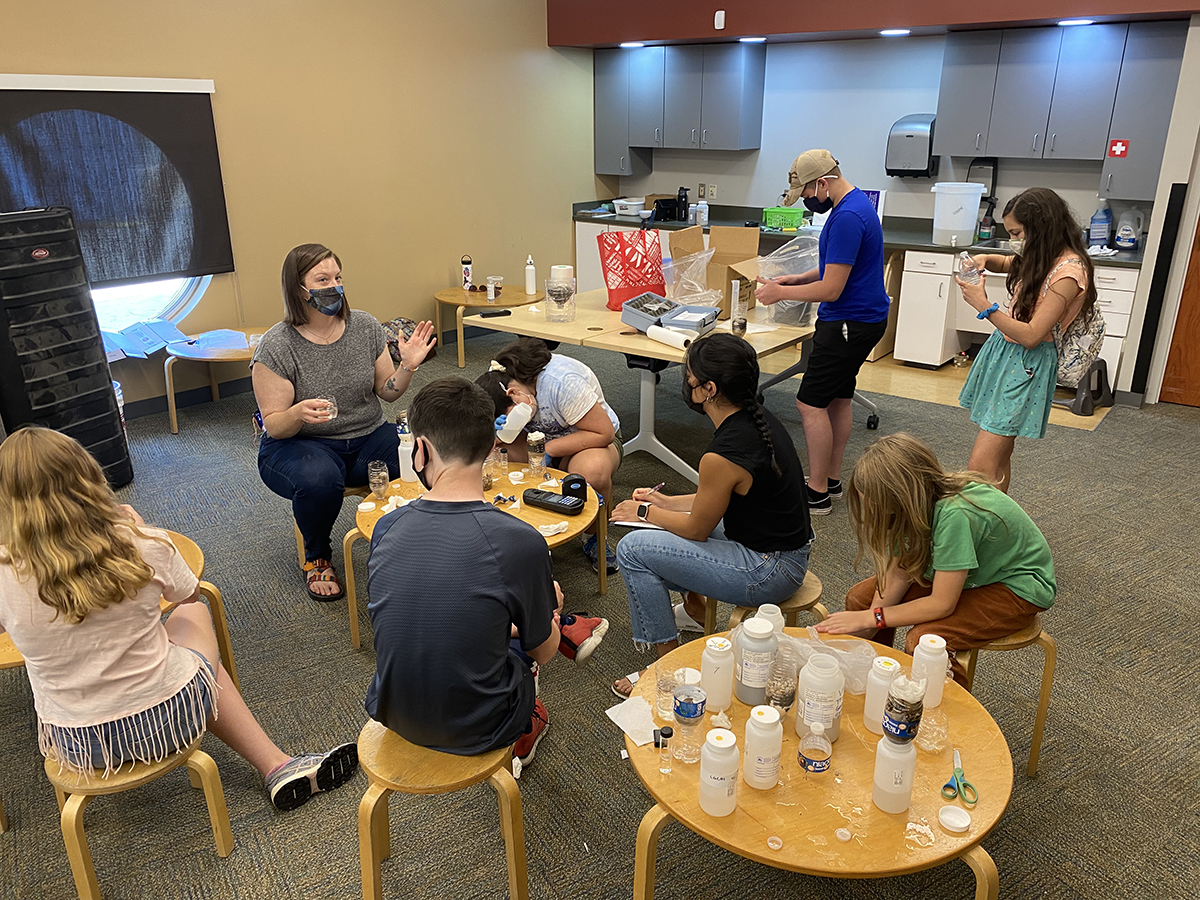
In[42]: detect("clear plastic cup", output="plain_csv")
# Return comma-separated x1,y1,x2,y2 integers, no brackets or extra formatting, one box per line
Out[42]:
655,660,678,719
486,275,503,303
318,396,338,420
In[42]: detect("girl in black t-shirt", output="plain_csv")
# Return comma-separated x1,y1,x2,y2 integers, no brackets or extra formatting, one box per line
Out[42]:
611,334,813,697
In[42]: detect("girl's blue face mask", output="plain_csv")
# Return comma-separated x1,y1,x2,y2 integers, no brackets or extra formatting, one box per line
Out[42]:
306,285,344,316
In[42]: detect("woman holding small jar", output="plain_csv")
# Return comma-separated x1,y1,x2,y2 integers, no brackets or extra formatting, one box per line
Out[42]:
253,243,436,602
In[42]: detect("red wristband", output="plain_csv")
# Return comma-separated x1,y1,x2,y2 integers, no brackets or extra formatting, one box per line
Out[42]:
873,607,887,628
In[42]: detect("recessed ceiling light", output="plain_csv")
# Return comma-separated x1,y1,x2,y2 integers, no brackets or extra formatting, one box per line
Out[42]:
619,42,646,49
880,29,911,37
739,37,767,43
1058,19,1095,26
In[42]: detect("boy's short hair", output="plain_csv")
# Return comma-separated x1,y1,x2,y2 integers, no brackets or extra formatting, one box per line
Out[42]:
409,378,496,466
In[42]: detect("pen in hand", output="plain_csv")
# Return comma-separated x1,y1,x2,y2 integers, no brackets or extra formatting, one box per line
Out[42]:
648,482,665,495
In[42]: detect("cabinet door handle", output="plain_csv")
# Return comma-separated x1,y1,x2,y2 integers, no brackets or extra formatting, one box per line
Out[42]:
1049,133,1057,152
691,128,697,145
975,133,982,150
702,129,708,145
655,127,660,145
938,282,944,298
620,155,626,173
920,260,938,267
1106,173,1113,191
1097,276,1118,283
1032,133,1040,151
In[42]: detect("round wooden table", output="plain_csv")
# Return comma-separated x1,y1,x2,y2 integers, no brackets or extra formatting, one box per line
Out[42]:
626,631,1009,899
164,327,274,434
433,287,543,368
340,467,606,650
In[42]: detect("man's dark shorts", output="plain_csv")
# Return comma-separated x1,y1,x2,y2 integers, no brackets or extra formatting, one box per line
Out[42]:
796,318,889,409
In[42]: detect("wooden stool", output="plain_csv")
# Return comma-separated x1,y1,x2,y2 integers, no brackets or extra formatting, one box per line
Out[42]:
165,531,240,693
357,719,528,900
45,736,233,900
294,486,371,568
703,571,828,635
955,615,1056,777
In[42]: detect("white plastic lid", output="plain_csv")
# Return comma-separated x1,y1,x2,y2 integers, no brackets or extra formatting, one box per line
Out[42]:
743,618,774,638
706,636,733,653
920,634,947,652
706,728,736,748
809,721,825,736
938,805,972,833
357,502,376,511
873,657,901,675
750,705,781,726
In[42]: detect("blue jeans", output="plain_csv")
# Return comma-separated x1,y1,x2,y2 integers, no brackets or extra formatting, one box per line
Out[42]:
616,523,813,646
259,421,399,561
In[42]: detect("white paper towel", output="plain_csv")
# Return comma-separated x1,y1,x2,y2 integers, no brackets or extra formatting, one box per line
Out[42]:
604,696,657,746
646,324,691,350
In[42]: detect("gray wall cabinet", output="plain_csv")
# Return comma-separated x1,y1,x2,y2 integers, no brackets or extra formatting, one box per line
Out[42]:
1044,24,1127,160
594,49,651,177
663,45,704,149
660,43,765,151
933,32,1002,157
628,46,666,148
985,28,1062,158
1101,20,1189,201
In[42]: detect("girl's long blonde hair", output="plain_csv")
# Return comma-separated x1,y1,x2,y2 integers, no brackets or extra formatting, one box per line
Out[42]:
846,434,994,593
0,427,164,624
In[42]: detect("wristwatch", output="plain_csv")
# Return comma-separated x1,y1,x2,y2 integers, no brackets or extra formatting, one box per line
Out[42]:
636,502,650,521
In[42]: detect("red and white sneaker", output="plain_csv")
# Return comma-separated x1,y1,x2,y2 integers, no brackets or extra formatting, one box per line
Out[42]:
514,698,549,767
558,612,609,666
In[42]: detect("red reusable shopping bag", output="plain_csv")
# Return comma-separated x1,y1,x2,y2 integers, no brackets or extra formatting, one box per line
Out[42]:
597,229,666,310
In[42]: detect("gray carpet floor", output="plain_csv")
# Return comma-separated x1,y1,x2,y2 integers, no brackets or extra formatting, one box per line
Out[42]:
2,329,1198,900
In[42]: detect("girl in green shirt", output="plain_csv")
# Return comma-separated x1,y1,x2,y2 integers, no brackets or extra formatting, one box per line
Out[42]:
817,433,1054,683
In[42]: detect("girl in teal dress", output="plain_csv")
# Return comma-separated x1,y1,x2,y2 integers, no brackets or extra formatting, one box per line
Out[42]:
956,188,1097,492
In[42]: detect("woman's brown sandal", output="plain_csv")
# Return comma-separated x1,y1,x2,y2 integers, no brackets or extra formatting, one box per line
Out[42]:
303,559,344,603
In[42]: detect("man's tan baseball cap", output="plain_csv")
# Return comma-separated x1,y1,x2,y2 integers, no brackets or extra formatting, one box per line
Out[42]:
783,149,840,206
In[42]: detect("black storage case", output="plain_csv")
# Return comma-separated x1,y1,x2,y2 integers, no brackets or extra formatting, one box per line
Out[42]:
0,208,133,487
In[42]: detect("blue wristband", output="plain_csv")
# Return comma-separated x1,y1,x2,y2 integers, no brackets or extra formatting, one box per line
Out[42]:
977,302,1000,320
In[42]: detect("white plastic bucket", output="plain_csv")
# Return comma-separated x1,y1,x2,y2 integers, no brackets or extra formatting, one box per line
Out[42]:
930,182,985,247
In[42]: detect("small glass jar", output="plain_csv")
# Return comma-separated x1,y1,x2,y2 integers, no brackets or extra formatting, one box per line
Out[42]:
527,431,546,478
486,275,503,303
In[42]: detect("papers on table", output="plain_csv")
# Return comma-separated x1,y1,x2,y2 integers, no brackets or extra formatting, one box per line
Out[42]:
101,318,192,361
714,320,777,335
193,329,250,351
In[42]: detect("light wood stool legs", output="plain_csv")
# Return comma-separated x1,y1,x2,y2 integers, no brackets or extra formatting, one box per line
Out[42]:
456,305,467,368
962,843,1000,900
0,795,8,832
344,527,364,650
489,767,529,900
632,804,672,900
596,507,608,595
61,793,100,900
164,356,180,435
1028,631,1057,777
184,750,234,857
294,521,306,569
199,582,240,692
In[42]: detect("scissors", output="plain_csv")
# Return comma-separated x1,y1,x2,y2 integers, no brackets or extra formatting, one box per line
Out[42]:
941,749,978,806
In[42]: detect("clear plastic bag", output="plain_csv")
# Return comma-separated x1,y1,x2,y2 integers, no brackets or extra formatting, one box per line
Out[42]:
757,236,821,328
729,622,878,695
662,247,715,300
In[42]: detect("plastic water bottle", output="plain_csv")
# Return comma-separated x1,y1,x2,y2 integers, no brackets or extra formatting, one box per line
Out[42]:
398,436,418,483
799,720,832,774
496,403,533,443
754,604,786,636
863,657,902,735
882,669,927,744
743,705,783,790
699,637,735,715
672,684,707,764
957,251,981,285
1089,197,1113,248
525,255,536,295
764,641,800,713
698,729,739,816
872,734,917,813
911,634,949,709
797,653,845,741
734,618,777,706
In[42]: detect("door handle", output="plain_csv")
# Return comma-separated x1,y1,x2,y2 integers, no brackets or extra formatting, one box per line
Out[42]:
920,260,938,267
1032,133,1040,151
691,128,697,145
975,133,982,150
1049,133,1057,152
938,282,944,298
620,155,626,173
1106,173,1113,192
655,127,660,145
702,129,708,145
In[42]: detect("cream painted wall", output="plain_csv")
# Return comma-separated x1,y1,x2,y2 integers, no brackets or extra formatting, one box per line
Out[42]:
5,0,603,403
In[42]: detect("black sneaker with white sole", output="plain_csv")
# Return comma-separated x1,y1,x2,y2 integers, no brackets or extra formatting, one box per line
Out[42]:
806,484,832,516
826,478,843,499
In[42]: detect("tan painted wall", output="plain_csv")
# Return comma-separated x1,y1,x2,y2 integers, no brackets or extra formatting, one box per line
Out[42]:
5,0,605,402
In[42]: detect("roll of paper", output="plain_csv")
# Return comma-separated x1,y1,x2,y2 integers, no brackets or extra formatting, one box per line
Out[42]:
549,265,574,283
647,324,691,350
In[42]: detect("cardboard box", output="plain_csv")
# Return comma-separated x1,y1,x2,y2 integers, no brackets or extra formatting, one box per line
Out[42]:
668,225,760,319
865,250,903,362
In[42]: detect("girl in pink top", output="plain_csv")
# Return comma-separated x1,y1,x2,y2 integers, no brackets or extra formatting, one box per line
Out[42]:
0,427,356,810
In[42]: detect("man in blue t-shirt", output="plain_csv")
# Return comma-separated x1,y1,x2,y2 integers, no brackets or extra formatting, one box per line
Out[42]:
755,149,890,516
364,378,568,765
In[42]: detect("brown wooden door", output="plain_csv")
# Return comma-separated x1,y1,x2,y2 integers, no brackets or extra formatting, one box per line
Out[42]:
1161,216,1200,406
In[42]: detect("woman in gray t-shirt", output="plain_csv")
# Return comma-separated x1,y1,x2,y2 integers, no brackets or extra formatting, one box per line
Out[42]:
252,243,435,602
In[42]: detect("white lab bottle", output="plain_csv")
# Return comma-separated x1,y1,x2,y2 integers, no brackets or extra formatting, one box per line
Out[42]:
911,634,949,709
755,604,786,636
696,199,710,227
742,706,782,790
698,729,739,817
734,618,778,706
398,436,418,483
872,735,917,814
797,653,845,741
525,255,536,295
700,637,735,714
863,657,902,735
496,402,533,444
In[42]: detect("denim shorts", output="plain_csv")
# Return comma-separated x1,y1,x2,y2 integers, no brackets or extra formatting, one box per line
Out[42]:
41,650,217,775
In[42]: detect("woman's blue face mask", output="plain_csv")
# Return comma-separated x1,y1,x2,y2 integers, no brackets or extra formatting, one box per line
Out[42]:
306,285,344,316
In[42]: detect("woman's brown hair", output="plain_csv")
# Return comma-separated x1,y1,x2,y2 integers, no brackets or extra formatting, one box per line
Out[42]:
0,428,169,624
281,243,347,327
474,337,554,417
1003,187,1097,325
847,433,995,593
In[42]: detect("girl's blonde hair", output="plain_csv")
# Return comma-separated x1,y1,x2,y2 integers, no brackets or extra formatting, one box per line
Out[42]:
846,433,993,593
0,427,165,624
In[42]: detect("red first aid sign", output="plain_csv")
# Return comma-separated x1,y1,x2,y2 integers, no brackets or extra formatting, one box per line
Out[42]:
1108,139,1129,158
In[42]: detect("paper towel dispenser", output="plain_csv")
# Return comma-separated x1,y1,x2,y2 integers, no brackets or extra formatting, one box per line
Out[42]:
886,114,939,178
